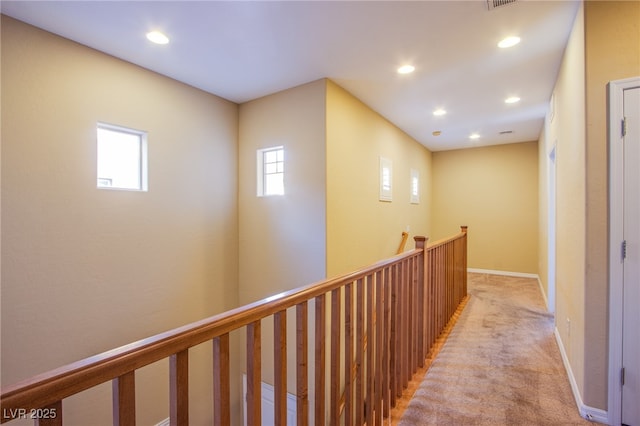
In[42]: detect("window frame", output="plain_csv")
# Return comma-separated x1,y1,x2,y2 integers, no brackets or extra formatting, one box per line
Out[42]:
257,146,285,197
96,122,148,192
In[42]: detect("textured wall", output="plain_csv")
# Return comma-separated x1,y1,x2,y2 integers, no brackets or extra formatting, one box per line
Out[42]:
1,16,239,425
432,142,539,274
583,0,640,409
326,80,432,277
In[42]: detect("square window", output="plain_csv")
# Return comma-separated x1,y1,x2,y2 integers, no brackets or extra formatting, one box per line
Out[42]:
97,123,147,191
257,146,284,196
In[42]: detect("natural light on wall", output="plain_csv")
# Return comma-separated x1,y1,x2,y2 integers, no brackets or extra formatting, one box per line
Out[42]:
97,123,148,191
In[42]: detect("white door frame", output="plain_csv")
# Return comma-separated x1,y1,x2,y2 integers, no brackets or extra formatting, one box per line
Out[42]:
547,143,557,314
608,76,640,426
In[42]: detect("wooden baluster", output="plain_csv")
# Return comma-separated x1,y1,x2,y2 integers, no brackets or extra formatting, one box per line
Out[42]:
407,259,413,380
391,264,400,400
382,267,391,417
442,244,447,322
375,270,384,425
437,247,443,335
445,243,449,320
395,263,402,397
441,246,446,332
426,248,433,357
355,278,364,425
344,282,353,425
35,401,62,426
432,248,437,340
452,242,456,312
414,237,428,366
246,321,261,426
462,226,468,298
330,289,341,425
170,350,189,426
366,274,374,425
274,311,287,426
456,240,459,303
413,255,420,372
401,260,409,389
410,256,417,374
445,245,449,327
449,242,454,317
442,246,446,330
314,295,326,426
407,257,413,373
213,334,230,426
296,302,309,426
113,371,135,426
431,248,437,349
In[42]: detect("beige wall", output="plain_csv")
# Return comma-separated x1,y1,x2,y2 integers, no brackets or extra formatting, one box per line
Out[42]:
583,0,640,409
238,80,327,408
326,80,432,277
13,2,629,420
1,16,239,425
542,2,587,406
238,79,327,304
540,0,640,411
432,142,538,274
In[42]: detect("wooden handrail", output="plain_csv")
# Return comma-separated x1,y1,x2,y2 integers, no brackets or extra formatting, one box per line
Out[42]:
397,231,409,254
1,227,468,426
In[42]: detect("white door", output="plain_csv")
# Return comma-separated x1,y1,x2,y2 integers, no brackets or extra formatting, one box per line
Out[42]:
622,85,640,426
609,77,640,426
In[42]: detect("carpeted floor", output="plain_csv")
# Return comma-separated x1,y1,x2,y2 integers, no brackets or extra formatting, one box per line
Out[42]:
398,273,592,426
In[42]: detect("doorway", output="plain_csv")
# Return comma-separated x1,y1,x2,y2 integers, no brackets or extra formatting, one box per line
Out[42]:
547,144,557,314
608,77,640,426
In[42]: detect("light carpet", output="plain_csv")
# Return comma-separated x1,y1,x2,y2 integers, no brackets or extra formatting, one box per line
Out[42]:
398,273,592,426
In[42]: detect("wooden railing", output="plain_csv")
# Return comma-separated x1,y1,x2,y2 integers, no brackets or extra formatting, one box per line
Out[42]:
1,227,468,426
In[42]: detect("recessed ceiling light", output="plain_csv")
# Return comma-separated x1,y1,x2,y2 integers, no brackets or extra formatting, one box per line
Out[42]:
146,31,170,45
498,36,520,48
397,65,415,74
469,133,481,140
505,96,521,104
433,108,447,116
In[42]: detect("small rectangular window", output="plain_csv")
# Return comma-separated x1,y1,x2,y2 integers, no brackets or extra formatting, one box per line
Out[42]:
410,169,420,204
257,146,284,196
379,156,392,201
97,123,147,191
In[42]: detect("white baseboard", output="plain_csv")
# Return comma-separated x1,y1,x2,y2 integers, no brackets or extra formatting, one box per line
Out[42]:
553,328,608,424
155,418,170,426
536,275,549,310
467,268,538,279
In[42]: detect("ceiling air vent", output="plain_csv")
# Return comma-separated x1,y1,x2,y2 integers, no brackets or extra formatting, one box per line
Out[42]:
487,0,517,10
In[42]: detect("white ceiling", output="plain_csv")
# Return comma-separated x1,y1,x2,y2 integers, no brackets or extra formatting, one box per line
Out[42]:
1,0,580,151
